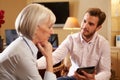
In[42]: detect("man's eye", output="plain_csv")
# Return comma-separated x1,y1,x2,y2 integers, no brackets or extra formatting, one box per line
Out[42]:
89,23,94,26
84,20,86,23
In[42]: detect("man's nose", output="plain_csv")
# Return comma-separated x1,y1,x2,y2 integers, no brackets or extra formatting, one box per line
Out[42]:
81,23,88,29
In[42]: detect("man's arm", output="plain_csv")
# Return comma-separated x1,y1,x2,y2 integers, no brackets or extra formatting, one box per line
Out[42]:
95,40,111,80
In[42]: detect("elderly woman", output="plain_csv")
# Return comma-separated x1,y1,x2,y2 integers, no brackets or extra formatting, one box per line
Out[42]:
0,3,56,80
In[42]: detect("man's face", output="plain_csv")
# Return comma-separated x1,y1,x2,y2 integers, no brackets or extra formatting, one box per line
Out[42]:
81,13,100,39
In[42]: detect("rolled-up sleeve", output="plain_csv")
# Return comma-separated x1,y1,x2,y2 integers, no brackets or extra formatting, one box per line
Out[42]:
37,56,47,69
95,39,111,80
44,71,56,80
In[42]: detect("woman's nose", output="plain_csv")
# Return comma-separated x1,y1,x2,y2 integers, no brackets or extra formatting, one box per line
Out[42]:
50,28,54,34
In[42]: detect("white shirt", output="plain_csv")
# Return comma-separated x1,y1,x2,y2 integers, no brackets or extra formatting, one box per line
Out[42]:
37,32,111,80
0,36,56,80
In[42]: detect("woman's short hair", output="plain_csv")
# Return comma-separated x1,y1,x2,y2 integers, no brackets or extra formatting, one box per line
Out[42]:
15,3,56,40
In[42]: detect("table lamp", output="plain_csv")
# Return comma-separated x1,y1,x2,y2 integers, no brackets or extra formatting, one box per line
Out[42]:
63,17,80,34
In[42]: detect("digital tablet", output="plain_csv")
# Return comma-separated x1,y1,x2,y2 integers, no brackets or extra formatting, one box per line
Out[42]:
76,66,95,75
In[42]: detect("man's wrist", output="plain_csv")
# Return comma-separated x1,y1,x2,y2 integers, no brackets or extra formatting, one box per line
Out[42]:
72,74,78,80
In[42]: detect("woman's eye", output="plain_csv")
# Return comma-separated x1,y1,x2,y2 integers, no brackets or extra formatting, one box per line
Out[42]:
48,24,53,29
48,26,52,29
48,26,51,29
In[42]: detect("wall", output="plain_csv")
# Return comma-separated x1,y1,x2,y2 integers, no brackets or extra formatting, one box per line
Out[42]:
111,0,120,46
0,0,26,43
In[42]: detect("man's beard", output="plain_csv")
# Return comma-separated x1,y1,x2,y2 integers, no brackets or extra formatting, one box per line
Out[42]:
82,29,96,39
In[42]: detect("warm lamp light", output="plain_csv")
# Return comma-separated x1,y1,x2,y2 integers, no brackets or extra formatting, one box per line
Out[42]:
63,17,80,30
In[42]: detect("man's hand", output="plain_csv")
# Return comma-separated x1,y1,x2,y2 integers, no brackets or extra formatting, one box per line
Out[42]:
73,70,96,80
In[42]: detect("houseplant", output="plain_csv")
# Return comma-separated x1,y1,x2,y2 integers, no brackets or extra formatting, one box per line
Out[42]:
0,10,5,28
0,10,5,52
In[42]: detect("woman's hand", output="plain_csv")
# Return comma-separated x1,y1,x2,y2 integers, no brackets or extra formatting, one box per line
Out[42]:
37,41,53,72
73,71,96,80
37,41,52,58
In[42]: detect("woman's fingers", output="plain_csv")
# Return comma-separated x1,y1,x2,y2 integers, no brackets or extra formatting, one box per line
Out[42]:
37,42,52,57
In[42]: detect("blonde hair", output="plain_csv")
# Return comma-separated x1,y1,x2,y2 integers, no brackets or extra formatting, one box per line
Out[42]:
15,3,56,40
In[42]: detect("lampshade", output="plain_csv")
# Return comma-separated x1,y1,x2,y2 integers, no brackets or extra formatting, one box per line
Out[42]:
63,17,80,30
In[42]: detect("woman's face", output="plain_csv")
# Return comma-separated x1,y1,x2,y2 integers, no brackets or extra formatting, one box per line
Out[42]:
33,19,54,44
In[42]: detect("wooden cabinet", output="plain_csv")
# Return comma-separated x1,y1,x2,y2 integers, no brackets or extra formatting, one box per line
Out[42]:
111,47,120,80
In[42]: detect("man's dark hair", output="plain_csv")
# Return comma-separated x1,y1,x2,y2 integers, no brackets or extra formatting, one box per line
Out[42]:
86,8,106,27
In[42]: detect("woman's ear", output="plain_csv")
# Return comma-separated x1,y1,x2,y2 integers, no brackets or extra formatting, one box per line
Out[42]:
96,25,102,31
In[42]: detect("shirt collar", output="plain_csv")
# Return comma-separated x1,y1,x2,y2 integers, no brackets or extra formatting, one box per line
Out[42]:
23,36,38,58
80,32,98,44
